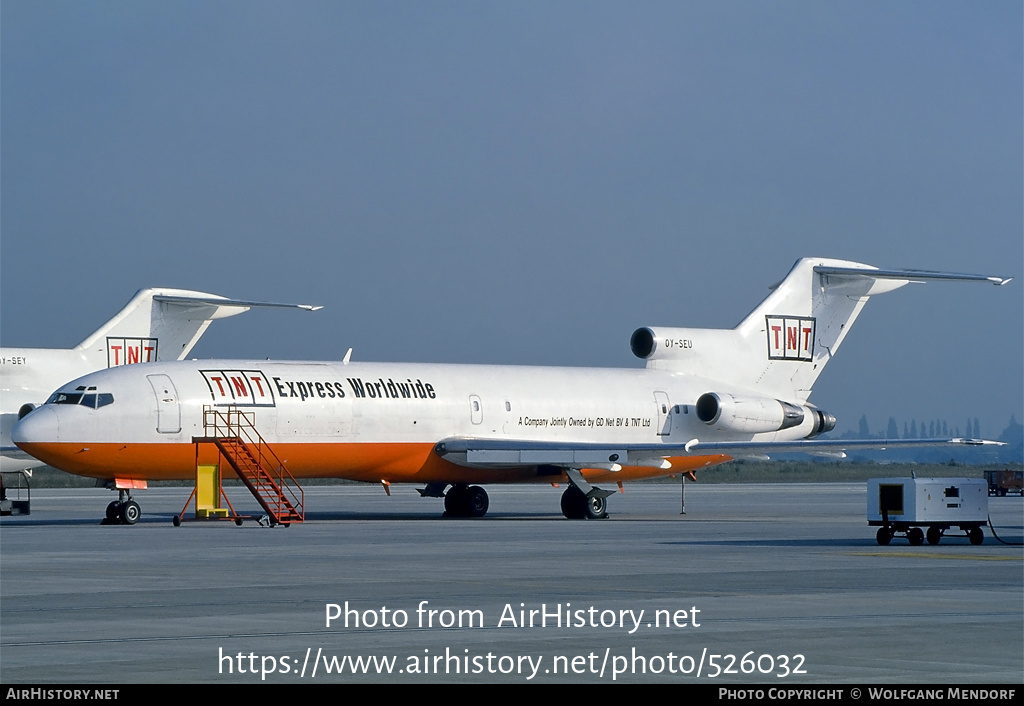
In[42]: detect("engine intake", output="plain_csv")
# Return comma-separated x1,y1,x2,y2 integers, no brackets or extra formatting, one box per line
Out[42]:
630,328,657,359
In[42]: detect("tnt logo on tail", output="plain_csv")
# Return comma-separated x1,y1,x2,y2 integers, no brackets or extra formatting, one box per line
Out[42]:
766,316,815,361
106,337,158,367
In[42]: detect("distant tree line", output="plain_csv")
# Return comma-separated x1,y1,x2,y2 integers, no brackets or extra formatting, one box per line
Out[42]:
851,415,982,440
834,415,1023,465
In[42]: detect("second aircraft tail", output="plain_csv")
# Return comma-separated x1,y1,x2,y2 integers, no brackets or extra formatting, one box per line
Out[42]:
74,288,322,368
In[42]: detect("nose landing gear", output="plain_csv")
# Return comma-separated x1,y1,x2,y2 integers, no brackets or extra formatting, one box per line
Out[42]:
102,490,142,525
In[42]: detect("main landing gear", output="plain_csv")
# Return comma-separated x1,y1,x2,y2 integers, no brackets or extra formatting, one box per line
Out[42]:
560,469,612,520
430,470,614,520
560,485,607,519
443,484,489,518
102,490,141,525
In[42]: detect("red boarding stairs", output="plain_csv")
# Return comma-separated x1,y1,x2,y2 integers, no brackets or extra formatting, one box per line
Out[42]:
194,406,304,526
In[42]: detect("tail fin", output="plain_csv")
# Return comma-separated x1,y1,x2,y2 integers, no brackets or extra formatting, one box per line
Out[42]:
74,288,321,367
631,257,1010,402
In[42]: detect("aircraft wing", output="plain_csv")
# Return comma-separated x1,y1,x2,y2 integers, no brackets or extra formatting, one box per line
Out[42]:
434,436,1004,469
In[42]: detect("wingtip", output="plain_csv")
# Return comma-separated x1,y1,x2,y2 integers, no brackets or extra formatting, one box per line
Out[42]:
951,437,1006,446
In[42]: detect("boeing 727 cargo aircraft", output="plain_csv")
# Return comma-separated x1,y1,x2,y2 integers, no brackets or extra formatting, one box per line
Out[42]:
1,289,320,472
11,258,1009,523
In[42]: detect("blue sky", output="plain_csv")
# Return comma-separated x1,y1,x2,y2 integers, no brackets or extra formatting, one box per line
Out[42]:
2,1,1021,439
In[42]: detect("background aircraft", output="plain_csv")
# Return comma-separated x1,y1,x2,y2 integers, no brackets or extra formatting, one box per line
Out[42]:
1,289,320,472
12,258,1008,524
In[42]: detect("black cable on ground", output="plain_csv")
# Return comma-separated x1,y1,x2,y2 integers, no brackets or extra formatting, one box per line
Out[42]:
987,514,1024,546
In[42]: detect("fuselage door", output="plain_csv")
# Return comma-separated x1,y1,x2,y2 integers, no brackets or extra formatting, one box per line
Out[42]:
147,374,181,434
654,391,672,436
469,395,483,425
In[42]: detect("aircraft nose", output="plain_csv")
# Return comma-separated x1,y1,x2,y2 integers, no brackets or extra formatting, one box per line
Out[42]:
12,406,60,447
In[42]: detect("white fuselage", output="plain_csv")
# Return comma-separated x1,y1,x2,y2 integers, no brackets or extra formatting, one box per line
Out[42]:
12,358,809,485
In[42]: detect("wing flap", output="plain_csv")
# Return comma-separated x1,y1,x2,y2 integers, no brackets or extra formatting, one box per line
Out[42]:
437,440,628,468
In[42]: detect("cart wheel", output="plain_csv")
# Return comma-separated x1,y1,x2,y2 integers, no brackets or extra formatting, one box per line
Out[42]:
235,518,243,526
926,526,941,545
908,527,924,546
876,527,892,546
172,515,181,527
968,527,984,545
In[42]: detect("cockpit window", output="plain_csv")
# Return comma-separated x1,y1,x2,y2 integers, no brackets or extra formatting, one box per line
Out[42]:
50,392,83,405
47,391,114,408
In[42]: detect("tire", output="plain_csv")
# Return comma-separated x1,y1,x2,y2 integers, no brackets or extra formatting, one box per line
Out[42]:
444,486,467,516
876,527,892,545
106,501,121,522
560,486,587,519
585,494,608,519
121,500,141,525
926,526,941,545
466,486,489,518
969,527,984,545
172,515,181,527
908,527,924,546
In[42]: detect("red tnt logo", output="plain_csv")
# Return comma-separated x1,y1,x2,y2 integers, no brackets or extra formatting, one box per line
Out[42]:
106,338,158,367
201,370,275,407
765,316,814,361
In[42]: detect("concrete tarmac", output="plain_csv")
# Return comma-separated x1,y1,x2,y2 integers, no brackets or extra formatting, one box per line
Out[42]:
1,482,1021,684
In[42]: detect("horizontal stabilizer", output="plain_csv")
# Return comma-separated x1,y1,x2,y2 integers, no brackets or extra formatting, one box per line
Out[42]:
152,294,323,311
813,265,1011,286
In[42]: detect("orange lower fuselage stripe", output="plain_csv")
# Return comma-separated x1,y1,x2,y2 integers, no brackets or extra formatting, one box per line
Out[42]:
20,441,728,485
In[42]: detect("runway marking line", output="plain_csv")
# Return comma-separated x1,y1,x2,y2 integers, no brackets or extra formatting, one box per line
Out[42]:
847,552,1018,561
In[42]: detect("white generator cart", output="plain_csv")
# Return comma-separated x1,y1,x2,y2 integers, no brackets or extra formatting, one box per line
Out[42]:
867,478,988,546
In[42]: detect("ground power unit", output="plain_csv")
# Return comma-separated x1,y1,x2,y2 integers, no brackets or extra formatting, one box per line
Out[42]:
867,477,988,546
